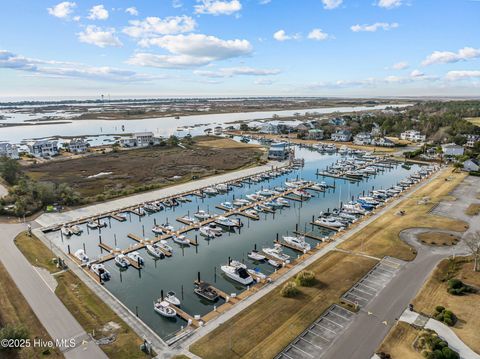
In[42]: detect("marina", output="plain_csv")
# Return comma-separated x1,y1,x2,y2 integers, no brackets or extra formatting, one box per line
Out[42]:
40,145,437,341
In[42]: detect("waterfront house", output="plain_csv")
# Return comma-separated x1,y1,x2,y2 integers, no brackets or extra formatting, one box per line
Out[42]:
465,134,480,148
67,138,89,153
120,132,161,148
307,129,324,140
353,132,372,145
372,137,395,147
259,122,279,134
441,143,465,157
0,142,19,159
329,118,346,126
28,140,59,157
371,123,382,137
400,130,426,142
268,142,290,160
463,158,480,172
331,130,352,142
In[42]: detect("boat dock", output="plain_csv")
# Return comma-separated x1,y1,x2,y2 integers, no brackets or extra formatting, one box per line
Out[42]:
111,213,126,222
170,304,201,327
274,240,307,253
293,230,327,242
194,280,238,303
99,242,114,253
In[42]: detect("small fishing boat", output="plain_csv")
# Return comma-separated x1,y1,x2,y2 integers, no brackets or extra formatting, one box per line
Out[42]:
215,216,239,228
244,209,259,218
199,226,216,238
283,236,311,252
61,225,72,237
247,250,266,261
203,187,218,195
267,259,282,268
127,251,145,266
115,254,129,269
164,291,181,306
146,244,165,259
233,199,250,207
220,201,234,210
262,244,290,262
172,235,190,245
206,223,223,235
194,282,219,301
221,265,254,285
194,210,212,220
70,225,83,235
90,263,111,281
180,215,198,224
154,301,177,318
74,249,89,264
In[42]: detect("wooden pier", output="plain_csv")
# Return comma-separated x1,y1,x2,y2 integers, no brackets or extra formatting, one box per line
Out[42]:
274,240,307,253
126,256,142,269
293,230,327,242
129,208,145,216
99,242,114,253
111,213,127,222
169,304,201,327
194,280,238,303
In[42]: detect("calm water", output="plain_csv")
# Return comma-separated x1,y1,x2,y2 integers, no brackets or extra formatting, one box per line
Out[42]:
45,146,420,339
0,104,406,144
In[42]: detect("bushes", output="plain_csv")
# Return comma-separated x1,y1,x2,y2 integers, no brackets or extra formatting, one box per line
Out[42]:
280,281,299,298
0,324,29,352
433,307,457,326
416,329,459,359
295,270,316,287
447,278,475,295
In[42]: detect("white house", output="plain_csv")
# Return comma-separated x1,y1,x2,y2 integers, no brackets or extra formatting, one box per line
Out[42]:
465,134,480,148
331,130,352,142
441,143,465,157
353,132,372,145
268,142,289,160
372,137,395,147
119,132,161,148
28,140,59,157
259,123,279,134
400,130,426,142
67,138,89,153
0,142,19,159
463,159,479,172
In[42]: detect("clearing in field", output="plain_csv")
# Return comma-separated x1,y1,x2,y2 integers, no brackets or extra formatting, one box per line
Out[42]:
465,117,480,127
377,322,421,359
417,232,460,246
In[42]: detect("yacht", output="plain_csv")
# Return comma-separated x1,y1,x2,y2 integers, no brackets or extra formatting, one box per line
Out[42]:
221,265,254,285
194,210,211,220
172,235,190,245
215,216,239,228
154,301,177,318
194,282,219,302
244,209,259,218
199,226,216,238
257,188,276,197
114,254,129,269
74,249,89,264
262,244,290,262
90,263,111,281
220,201,234,210
164,291,181,306
203,187,218,195
206,223,223,235
146,244,165,259
315,217,344,228
180,215,198,224
283,236,311,251
215,183,229,192
127,251,145,266
247,250,266,261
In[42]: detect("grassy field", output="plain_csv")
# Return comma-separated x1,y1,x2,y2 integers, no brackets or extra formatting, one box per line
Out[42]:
24,136,264,201
338,169,468,260
0,262,63,359
190,251,377,359
465,203,480,216
14,232,152,359
412,257,480,354
377,322,421,359
417,232,460,246
465,117,480,127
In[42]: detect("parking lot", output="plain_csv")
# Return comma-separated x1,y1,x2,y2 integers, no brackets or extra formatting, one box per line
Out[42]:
342,256,405,308
276,305,355,359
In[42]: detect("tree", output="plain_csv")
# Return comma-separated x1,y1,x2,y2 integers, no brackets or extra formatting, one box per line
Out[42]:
463,231,480,272
167,135,179,147
239,123,249,132
0,158,21,185
0,324,29,352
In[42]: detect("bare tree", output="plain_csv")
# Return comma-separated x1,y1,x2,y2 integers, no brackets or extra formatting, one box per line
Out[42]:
463,231,480,272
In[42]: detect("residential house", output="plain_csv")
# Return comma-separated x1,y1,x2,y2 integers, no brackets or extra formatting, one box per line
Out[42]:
119,132,161,148
465,134,480,148
441,143,465,157
307,129,324,140
259,123,279,134
0,142,19,159
463,158,479,172
372,137,395,147
400,130,426,142
67,138,89,153
295,123,313,134
331,130,352,142
28,140,59,157
353,132,372,145
371,123,382,137
329,118,346,126
268,142,290,160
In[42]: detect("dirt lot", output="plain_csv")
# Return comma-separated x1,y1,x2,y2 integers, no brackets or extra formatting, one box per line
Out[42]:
24,137,263,201
417,232,460,246
377,322,421,359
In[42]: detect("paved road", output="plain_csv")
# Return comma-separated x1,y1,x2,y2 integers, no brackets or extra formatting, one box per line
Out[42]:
322,176,480,359
0,222,107,359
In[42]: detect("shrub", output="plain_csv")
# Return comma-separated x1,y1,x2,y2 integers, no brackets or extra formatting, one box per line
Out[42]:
281,281,300,297
447,278,474,296
444,317,454,327
433,307,457,326
295,270,316,287
0,324,29,352
435,306,445,313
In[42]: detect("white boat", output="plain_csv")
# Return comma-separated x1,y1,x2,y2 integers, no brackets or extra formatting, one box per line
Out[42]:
144,203,159,213
70,225,82,235
215,216,239,228
154,301,177,318
152,226,165,235
206,223,223,235
285,181,299,188
246,193,264,202
87,221,99,229
247,250,266,261
158,240,173,254
221,265,254,285
247,268,267,280
262,244,290,262
283,236,311,251
215,183,229,192
146,244,164,259
115,254,129,269
257,189,277,196
229,259,247,269
172,235,190,245
74,249,89,264
244,209,259,218
90,263,111,281
275,197,289,206
293,189,312,198
176,196,189,202
164,291,181,306
267,259,282,268
220,201,234,210
342,203,367,215
233,199,250,207
127,251,145,266
194,210,211,220
61,225,72,236
315,217,344,228
180,215,198,224
199,226,216,238
203,187,218,195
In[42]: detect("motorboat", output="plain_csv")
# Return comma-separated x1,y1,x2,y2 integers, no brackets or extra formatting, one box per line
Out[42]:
157,240,173,254
203,187,218,195
70,225,82,235
247,268,267,281
172,235,190,245
283,236,311,251
264,200,283,209
154,301,177,318
221,265,254,285
127,251,145,266
162,224,175,232
115,254,129,269
194,210,212,220
215,216,239,228
246,193,264,202
285,181,299,188
293,189,312,198
143,203,159,213
180,215,198,224
61,225,72,236
152,226,166,235
274,186,286,192
229,259,247,269
220,201,234,210
262,244,290,262
206,223,223,235
215,183,229,192
194,282,219,301
233,199,250,207
199,226,216,238
146,244,165,259
257,188,277,197
176,196,189,202
267,259,282,268
90,263,111,281
87,220,99,229
74,249,89,264
244,209,259,218
315,217,345,228
164,291,181,306
247,250,266,261
275,197,289,206
342,203,367,215
358,196,380,206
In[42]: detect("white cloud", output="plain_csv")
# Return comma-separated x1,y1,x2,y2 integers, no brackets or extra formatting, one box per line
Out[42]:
422,47,480,66
47,1,76,19
351,22,399,32
377,0,402,9
321,0,342,10
259,0,271,4
410,69,424,78
128,33,252,68
0,49,157,82
194,66,280,78
125,7,139,16
273,30,301,41
123,16,197,38
77,26,122,48
194,0,242,15
446,70,480,81
87,4,109,20
307,28,330,41
391,61,408,70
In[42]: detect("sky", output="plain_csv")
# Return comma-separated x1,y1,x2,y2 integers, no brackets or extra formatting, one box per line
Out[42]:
0,0,480,100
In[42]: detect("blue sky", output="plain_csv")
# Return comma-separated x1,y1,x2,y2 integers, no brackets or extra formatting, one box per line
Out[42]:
0,0,480,99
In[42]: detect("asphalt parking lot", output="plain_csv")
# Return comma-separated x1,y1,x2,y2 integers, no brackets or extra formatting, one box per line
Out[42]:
342,256,405,308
